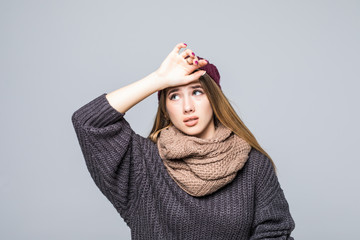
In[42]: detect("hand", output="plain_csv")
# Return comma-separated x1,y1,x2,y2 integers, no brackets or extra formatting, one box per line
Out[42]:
155,43,208,89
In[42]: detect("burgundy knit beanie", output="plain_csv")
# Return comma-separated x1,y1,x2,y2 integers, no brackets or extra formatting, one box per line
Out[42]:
157,56,221,100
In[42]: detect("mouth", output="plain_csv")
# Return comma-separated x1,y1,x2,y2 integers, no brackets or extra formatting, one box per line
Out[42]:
183,116,199,127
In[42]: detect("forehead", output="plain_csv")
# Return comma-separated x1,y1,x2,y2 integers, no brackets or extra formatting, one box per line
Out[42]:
165,80,202,93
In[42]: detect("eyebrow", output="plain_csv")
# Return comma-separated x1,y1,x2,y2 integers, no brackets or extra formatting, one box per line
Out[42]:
167,84,203,96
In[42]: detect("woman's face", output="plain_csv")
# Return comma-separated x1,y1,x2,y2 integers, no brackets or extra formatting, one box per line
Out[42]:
165,80,215,139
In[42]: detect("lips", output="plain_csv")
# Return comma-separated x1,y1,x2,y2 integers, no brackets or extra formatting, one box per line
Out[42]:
183,116,199,127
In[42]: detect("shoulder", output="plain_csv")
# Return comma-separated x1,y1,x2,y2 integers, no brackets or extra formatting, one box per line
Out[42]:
245,147,278,188
246,147,275,174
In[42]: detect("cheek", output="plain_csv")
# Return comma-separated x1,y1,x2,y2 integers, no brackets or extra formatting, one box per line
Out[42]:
205,108,214,120
199,100,213,118
165,102,179,121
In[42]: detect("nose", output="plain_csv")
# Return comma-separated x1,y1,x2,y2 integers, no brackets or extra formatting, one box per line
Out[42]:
183,95,195,114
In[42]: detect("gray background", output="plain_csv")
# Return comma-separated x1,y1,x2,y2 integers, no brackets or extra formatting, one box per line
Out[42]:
1,0,359,239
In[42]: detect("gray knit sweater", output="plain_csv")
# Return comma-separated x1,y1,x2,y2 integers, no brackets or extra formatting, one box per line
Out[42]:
71,94,295,240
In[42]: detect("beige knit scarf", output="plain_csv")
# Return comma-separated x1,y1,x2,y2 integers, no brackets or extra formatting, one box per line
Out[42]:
157,123,252,197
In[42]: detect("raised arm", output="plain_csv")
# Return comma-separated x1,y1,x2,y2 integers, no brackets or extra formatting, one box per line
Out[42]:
71,43,208,222
106,42,208,114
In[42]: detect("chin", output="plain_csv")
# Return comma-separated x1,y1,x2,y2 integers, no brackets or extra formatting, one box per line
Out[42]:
181,127,204,137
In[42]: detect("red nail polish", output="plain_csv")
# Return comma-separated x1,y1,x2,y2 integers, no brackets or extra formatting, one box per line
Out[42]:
195,61,198,65
192,52,195,56
184,43,187,46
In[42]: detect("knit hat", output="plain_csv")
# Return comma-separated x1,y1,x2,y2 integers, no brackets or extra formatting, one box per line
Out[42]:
157,56,221,100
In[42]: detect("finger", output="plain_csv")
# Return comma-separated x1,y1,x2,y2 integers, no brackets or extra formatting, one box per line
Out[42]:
186,58,206,71
185,56,198,65
192,56,199,66
172,42,188,54
183,70,207,83
197,59,208,67
185,56,193,64
180,49,195,59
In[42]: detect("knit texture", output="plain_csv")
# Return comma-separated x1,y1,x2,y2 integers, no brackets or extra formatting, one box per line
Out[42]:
71,94,295,240
157,123,251,197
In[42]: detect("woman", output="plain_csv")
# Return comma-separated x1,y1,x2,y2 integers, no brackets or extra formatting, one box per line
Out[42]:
72,43,295,239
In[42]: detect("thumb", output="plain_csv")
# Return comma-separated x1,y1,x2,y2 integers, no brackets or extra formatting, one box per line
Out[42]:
184,70,206,83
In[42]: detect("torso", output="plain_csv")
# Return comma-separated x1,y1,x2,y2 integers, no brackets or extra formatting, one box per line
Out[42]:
129,146,257,240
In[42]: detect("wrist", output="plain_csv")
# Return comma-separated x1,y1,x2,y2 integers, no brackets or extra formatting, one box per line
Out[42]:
150,71,168,91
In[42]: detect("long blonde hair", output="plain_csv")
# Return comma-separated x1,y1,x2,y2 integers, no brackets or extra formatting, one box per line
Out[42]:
148,73,276,172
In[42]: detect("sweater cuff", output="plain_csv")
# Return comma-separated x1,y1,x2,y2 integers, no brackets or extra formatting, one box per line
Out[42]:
72,93,125,128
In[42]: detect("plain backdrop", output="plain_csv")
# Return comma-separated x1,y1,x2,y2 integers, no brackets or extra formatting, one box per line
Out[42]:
1,0,359,239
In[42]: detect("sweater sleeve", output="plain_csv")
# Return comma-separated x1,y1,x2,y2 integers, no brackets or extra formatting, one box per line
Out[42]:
71,93,151,222
250,152,296,240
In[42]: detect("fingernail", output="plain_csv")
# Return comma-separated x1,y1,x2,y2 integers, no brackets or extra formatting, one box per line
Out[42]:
184,43,187,46
202,71,206,76
192,52,195,56
195,61,198,65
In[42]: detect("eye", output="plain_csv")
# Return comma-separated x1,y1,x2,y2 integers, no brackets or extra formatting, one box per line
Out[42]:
193,90,203,96
169,94,180,100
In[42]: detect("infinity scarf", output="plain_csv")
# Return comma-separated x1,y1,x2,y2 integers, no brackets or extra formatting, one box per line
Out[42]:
157,123,251,197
